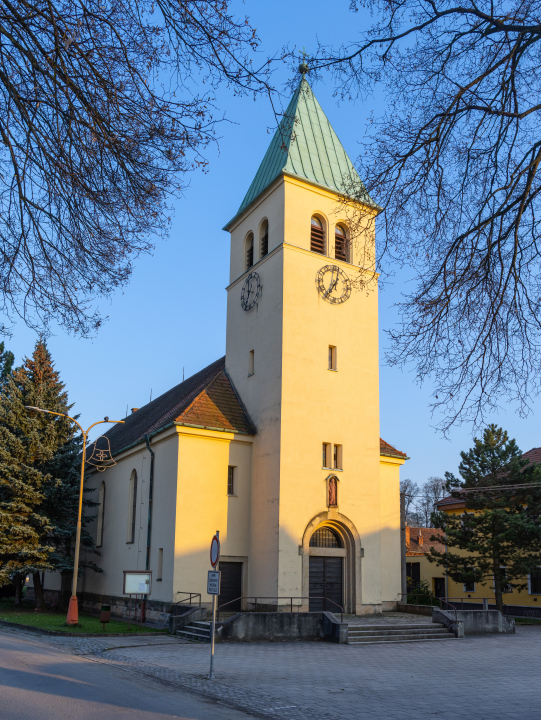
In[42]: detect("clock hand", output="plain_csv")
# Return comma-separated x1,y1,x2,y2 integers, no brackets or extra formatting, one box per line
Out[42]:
325,269,339,296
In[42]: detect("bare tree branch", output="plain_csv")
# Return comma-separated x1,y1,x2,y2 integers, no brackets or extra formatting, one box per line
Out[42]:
312,0,541,431
0,0,276,335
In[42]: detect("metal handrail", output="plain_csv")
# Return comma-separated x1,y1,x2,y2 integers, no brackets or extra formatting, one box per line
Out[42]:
217,595,344,622
444,597,509,614
174,591,201,607
401,592,458,621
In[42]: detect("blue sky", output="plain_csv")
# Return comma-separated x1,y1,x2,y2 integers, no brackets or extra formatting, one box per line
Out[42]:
7,0,540,483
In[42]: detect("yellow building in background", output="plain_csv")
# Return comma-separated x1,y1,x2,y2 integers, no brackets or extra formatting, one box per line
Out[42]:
405,527,446,599
437,450,541,615
43,73,408,618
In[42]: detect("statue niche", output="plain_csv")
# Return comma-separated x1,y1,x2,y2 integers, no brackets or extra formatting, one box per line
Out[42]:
327,476,338,508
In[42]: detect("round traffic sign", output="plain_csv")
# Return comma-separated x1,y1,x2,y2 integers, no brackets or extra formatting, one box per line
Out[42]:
210,535,220,568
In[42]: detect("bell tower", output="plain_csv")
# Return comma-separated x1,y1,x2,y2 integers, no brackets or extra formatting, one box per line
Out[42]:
224,74,400,613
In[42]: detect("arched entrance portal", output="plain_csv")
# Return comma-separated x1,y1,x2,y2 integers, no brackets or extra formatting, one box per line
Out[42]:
301,512,362,615
308,527,344,612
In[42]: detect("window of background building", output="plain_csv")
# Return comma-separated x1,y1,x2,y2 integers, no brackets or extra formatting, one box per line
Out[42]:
127,470,137,543
310,216,325,254
249,349,254,376
328,345,337,371
530,568,541,594
406,561,421,588
228,466,236,495
322,442,332,468
463,566,475,592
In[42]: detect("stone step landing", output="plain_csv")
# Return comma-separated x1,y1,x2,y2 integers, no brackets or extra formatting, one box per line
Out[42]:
177,620,211,643
348,623,455,645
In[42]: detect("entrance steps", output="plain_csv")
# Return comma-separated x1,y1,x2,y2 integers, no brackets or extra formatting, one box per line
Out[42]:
177,620,211,643
348,622,456,645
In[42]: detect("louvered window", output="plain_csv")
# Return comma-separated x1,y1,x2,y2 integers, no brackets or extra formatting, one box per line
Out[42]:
335,225,348,262
311,216,325,254
261,221,269,257
246,233,254,269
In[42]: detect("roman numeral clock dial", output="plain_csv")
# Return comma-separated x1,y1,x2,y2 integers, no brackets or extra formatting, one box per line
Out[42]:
316,265,351,304
241,271,261,311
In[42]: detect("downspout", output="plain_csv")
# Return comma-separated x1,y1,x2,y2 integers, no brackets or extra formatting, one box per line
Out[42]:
143,434,155,622
144,434,155,571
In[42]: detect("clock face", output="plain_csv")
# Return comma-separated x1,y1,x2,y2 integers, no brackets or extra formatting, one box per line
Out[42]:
315,265,351,304
240,271,261,311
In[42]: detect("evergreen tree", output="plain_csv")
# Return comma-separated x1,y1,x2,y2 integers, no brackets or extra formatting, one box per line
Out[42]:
0,353,55,601
429,425,541,611
0,340,99,609
0,342,14,382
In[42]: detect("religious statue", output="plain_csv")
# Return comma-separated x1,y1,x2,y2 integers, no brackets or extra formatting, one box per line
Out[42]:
328,477,338,507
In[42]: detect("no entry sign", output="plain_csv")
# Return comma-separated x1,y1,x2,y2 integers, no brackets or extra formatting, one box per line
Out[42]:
210,534,220,568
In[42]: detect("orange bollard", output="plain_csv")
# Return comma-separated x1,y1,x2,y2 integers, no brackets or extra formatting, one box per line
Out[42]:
66,595,79,625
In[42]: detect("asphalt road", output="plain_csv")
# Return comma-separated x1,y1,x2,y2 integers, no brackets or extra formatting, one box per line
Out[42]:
0,628,256,720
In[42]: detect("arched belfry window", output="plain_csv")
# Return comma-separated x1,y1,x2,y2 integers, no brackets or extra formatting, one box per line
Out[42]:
310,526,342,548
97,481,106,547
310,216,325,254
246,232,254,269
335,225,348,262
260,220,269,258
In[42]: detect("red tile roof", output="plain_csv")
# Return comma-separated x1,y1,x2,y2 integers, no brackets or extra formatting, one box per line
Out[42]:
380,438,408,459
437,446,541,508
102,357,255,456
406,526,446,555
437,494,466,508
522,447,541,465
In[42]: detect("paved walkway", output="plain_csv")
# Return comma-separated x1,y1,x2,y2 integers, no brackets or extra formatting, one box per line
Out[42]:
3,622,540,720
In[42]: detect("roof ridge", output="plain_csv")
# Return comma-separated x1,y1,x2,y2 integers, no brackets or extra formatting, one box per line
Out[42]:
175,365,226,422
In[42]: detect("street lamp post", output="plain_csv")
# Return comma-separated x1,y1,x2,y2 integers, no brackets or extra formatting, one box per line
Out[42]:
25,407,124,625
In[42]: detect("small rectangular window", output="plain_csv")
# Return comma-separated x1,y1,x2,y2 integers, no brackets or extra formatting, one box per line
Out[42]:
157,548,163,581
248,350,254,376
322,442,332,468
328,345,337,370
334,444,343,470
228,466,235,495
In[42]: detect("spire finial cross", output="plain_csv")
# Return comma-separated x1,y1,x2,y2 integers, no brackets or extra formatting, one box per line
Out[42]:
299,46,309,78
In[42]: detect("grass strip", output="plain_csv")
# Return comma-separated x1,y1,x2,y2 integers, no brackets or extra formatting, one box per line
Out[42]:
0,600,166,634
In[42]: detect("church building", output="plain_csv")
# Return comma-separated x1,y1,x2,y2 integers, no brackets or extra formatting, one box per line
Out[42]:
74,75,408,618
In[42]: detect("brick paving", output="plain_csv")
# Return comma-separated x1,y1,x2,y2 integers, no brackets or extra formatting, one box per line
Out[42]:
6,621,541,720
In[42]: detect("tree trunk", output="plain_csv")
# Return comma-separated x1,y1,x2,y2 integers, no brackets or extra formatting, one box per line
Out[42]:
32,572,46,611
493,555,503,613
13,573,23,607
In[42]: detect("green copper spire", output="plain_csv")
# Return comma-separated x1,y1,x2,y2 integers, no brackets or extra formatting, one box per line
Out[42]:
225,77,376,229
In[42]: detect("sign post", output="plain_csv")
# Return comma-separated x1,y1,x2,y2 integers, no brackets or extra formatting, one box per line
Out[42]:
208,531,220,680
